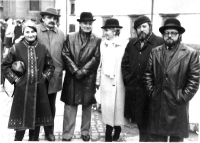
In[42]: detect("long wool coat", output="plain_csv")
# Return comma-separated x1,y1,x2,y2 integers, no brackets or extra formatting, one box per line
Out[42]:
36,23,65,94
96,38,128,126
1,40,55,130
61,31,101,105
143,43,200,138
121,33,164,128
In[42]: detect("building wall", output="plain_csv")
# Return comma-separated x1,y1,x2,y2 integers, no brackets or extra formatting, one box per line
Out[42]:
62,0,200,44
1,0,55,22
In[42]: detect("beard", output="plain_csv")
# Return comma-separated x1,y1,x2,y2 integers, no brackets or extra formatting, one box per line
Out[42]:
164,37,179,48
138,32,149,42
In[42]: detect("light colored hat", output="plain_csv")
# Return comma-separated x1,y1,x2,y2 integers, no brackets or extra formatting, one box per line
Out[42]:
40,7,60,17
22,20,37,32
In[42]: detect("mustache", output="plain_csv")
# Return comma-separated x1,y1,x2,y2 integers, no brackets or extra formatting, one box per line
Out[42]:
49,22,55,25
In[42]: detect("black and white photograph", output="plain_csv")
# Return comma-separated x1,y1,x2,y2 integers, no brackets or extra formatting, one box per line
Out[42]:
0,0,199,142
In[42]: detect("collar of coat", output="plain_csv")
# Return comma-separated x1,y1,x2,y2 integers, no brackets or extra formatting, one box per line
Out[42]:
133,33,157,46
40,23,58,33
79,28,95,40
153,43,189,73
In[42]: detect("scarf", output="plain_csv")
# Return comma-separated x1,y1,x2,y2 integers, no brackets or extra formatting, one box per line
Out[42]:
103,37,120,79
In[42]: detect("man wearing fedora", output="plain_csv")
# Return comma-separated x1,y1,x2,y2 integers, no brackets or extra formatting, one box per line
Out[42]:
143,18,200,142
36,7,65,141
61,12,101,141
121,15,163,142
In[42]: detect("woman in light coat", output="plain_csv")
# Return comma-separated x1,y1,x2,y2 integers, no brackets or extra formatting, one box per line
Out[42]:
96,18,128,142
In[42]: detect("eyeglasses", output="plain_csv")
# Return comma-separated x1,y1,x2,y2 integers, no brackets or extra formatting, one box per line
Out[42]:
164,32,179,37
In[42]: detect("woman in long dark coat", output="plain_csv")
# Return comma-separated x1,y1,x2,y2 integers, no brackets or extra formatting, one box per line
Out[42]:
1,20,55,141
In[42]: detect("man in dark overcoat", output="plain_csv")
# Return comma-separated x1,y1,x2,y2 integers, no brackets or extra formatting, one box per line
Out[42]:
143,18,200,142
61,12,101,141
121,16,164,141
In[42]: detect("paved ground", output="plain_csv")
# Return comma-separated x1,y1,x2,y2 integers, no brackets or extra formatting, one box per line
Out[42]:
0,79,199,142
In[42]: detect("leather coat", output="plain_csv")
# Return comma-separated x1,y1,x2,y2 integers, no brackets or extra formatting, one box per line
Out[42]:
143,43,200,137
61,31,101,105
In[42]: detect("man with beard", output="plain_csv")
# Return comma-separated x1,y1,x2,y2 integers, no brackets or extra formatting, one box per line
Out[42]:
61,12,101,141
143,18,200,142
121,15,163,142
36,7,65,141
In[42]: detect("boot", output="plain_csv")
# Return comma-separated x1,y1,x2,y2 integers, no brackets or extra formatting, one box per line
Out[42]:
14,130,25,141
113,126,121,141
105,124,113,142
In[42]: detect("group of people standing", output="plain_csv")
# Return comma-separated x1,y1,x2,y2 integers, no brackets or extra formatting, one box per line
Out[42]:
1,6,200,142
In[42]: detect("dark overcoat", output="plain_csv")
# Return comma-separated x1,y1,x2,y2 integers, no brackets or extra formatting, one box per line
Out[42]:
121,33,164,128
61,32,101,105
1,40,55,130
143,43,200,138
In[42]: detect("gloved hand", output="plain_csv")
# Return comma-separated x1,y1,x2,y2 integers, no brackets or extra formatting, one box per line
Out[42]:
75,70,84,80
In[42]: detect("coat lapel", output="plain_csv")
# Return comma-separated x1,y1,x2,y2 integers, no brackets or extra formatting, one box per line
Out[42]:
166,43,189,73
154,45,166,73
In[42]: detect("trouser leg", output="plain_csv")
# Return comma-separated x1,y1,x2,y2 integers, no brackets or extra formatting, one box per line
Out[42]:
14,130,25,141
62,104,78,139
81,104,92,136
149,133,168,142
113,126,121,141
137,123,151,142
105,124,113,142
44,92,57,135
29,126,40,141
169,136,183,142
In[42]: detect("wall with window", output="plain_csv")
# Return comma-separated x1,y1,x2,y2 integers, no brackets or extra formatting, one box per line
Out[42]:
53,0,200,44
1,0,55,23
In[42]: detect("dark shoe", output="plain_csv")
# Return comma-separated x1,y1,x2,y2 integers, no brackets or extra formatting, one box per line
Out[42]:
45,134,55,141
105,124,113,142
62,138,72,141
81,135,90,141
113,126,121,141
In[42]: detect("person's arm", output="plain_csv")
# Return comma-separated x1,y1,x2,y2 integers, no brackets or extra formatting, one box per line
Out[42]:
121,43,131,86
96,44,102,89
43,47,55,81
62,35,79,74
178,50,200,104
1,46,19,84
80,39,101,77
143,52,154,95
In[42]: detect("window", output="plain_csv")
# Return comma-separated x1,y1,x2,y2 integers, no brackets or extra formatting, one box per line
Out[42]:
0,0,3,8
69,24,75,33
159,13,179,26
70,0,75,15
30,0,39,11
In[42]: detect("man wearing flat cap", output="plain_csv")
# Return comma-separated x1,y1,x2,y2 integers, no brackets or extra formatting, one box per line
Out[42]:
121,15,164,141
36,7,65,141
143,18,200,142
61,12,101,141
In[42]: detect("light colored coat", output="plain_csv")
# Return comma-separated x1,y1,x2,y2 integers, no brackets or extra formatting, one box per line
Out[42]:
36,23,65,94
96,38,128,126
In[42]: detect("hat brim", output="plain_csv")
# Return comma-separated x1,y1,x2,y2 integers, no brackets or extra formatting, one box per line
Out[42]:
101,25,123,29
77,19,96,22
40,12,61,17
159,26,185,34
